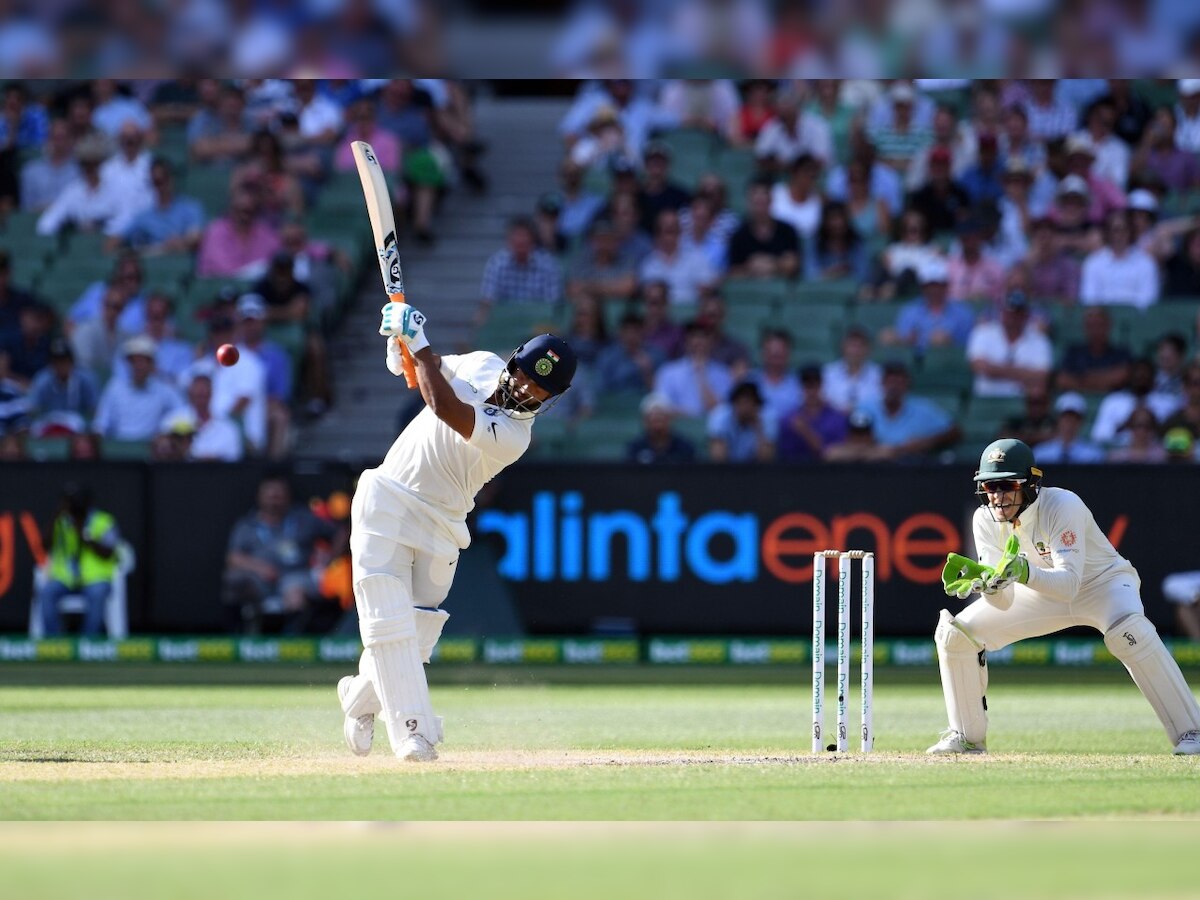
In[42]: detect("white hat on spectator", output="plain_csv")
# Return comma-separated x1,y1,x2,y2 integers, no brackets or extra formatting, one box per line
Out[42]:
123,335,158,359
236,293,267,319
1128,189,1159,213
160,408,198,437
1178,79,1200,97
1056,174,1090,199
919,256,950,284
640,393,673,416
1065,132,1097,157
889,82,916,104
1054,392,1087,417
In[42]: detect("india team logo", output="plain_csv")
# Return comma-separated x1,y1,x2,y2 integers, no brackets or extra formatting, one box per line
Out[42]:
1060,529,1077,547
535,358,554,376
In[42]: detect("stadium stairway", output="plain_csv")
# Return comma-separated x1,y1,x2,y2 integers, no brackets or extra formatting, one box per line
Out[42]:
297,94,570,461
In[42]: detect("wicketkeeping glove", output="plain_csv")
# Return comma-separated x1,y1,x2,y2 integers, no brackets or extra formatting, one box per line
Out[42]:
379,301,429,353
941,553,995,600
982,535,1030,593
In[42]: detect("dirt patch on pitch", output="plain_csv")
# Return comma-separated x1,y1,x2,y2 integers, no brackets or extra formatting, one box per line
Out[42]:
0,749,950,782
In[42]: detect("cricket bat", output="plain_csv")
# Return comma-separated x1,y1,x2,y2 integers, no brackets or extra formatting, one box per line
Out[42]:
351,140,417,388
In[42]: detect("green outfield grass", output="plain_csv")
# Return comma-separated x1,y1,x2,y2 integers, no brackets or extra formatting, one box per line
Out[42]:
2,665,1198,820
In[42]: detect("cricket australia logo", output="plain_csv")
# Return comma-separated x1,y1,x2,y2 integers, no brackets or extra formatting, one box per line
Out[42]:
986,448,1006,463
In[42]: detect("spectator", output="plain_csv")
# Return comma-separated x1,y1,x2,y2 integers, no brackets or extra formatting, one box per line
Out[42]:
19,117,78,213
0,303,54,387
1023,79,1077,142
809,80,856,164
1131,107,1200,193
993,158,1034,268
28,337,97,437
121,159,205,254
652,321,734,418
843,158,892,244
555,159,606,242
478,217,563,323
609,190,653,267
35,134,125,237
563,291,609,369
809,200,866,282
1024,216,1083,301
290,78,344,150
252,251,311,325
1048,175,1102,258
749,329,801,424
1164,227,1200,297
1163,362,1200,441
221,474,341,635
1033,392,1106,463
882,258,975,352
0,83,48,151
196,186,283,279
150,407,196,461
70,284,132,382
966,290,1054,398
0,371,30,449
707,381,775,463
870,82,933,176
905,104,974,192
69,251,147,337
907,146,971,234
736,79,777,144
239,131,306,223
560,80,672,162
334,97,401,177
64,92,101,146
233,294,292,459
871,208,939,301
193,316,269,454
279,219,349,322
1107,407,1167,463
1056,308,1133,394
160,371,243,461
377,81,455,238
35,483,120,638
97,120,153,236
567,218,639,303
824,409,880,462
754,89,834,175
658,79,741,144
1126,190,1179,263
998,379,1056,447
1077,99,1130,189
726,177,801,280
948,217,1006,304
189,83,252,165
826,133,904,218
679,195,728,275
958,134,1006,207
1091,358,1181,446
696,290,750,371
776,364,850,462
1101,80,1152,148
627,392,697,464
769,153,823,248
568,105,633,175
91,80,153,139
1174,79,1200,154
639,209,717,306
640,280,684,360
0,250,33,344
594,311,661,394
856,361,960,461
91,336,182,442
1063,133,1127,225
532,191,567,256
998,103,1046,177
112,293,194,389
637,141,692,235
1153,334,1188,404
822,326,884,414
1080,209,1159,309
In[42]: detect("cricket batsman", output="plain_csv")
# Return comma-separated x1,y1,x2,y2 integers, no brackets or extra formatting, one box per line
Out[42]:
336,301,576,761
931,438,1200,755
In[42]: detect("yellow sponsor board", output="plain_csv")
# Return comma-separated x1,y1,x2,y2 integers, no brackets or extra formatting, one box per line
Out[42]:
435,639,477,662
196,640,236,662
35,640,73,661
277,640,316,663
117,640,155,661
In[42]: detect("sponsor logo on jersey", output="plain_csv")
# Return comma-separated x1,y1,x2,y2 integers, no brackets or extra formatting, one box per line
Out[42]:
1035,540,1051,558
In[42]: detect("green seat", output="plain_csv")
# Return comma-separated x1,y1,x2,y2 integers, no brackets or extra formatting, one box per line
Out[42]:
673,416,709,458
914,346,973,392
25,437,71,461
267,321,305,359
656,129,719,189
723,277,789,314
182,165,235,216
100,439,152,461
477,304,564,357
712,146,757,214
963,396,1027,443
790,280,858,305
35,268,102,312
141,253,195,296
849,302,899,340
1127,302,1199,355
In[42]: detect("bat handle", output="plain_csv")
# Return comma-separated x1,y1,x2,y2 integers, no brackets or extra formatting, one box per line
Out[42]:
388,292,418,389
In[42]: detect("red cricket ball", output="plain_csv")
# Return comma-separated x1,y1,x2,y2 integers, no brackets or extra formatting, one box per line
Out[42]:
216,343,240,367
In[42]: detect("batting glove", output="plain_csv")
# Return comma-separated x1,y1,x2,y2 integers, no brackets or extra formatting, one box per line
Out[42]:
385,335,407,377
380,302,429,353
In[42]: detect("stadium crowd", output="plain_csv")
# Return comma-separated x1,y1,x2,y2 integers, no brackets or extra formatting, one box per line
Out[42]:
484,78,1200,466
0,78,484,462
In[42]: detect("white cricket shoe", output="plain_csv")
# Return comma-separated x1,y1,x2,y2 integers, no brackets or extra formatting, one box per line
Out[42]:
337,676,374,757
396,733,438,762
926,729,987,755
1173,730,1200,755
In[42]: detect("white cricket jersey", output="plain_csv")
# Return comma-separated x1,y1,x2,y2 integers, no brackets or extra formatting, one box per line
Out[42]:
360,352,532,555
972,486,1137,605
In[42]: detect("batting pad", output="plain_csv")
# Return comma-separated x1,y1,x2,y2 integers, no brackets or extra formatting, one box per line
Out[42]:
356,574,439,749
341,651,382,718
1104,613,1200,744
934,609,989,745
415,607,450,664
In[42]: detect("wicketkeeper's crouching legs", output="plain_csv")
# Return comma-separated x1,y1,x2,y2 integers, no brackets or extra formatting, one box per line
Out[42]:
933,609,990,751
1103,613,1200,753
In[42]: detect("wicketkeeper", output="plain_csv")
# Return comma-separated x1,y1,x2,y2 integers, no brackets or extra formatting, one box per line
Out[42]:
336,302,575,761
932,438,1200,755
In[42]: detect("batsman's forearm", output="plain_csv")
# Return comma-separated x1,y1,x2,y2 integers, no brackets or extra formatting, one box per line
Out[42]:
412,347,452,410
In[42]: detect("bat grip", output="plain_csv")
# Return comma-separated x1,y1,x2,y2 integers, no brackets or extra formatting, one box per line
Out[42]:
388,293,418,388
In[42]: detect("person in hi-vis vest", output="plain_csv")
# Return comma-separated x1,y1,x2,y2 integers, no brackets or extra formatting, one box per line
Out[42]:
37,483,120,636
